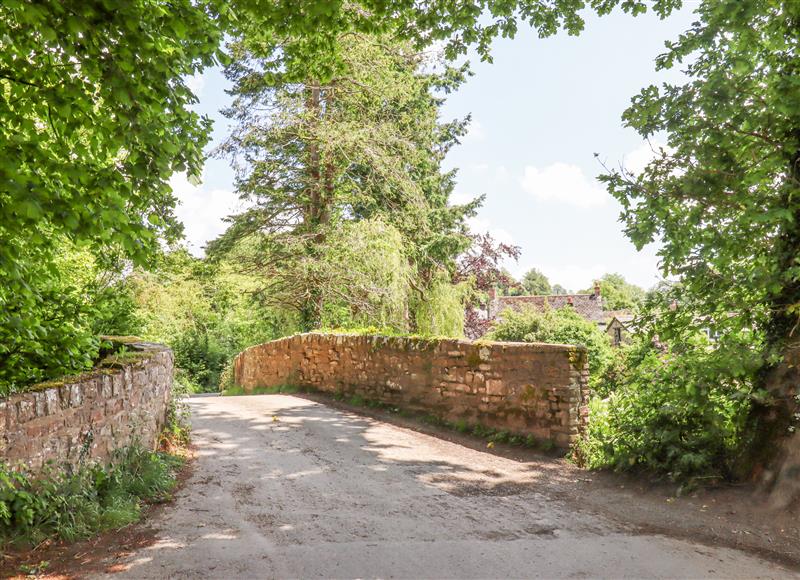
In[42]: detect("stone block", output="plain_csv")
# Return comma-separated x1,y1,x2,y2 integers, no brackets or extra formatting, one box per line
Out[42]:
486,379,505,396
13,398,32,425
44,388,60,415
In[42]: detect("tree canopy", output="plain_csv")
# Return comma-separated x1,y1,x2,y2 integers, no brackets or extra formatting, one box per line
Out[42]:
581,273,645,311
521,268,552,295
600,0,800,468
228,0,682,81
210,31,477,330
603,0,800,337
0,0,223,388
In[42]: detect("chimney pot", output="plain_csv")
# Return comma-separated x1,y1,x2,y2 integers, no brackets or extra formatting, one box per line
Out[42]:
594,281,601,297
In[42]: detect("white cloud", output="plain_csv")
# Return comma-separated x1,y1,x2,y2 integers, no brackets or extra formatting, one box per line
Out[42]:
622,141,675,175
623,143,656,175
519,162,609,208
169,172,241,257
450,191,476,205
466,216,515,247
462,119,486,143
184,72,206,97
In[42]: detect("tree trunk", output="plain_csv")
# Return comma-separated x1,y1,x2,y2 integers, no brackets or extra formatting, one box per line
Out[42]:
299,81,324,331
306,83,322,230
748,136,800,507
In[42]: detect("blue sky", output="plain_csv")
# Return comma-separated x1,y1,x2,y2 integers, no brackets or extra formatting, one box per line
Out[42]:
172,4,698,292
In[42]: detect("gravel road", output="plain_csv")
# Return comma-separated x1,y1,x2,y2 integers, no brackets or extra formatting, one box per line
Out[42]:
99,394,796,579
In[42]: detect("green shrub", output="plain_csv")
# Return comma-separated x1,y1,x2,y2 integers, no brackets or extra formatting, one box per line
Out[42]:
0,447,183,548
218,359,236,392
0,239,147,396
486,305,614,387
579,334,757,482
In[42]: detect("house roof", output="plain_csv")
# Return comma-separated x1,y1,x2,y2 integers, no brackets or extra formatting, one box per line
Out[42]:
492,293,605,322
602,309,635,324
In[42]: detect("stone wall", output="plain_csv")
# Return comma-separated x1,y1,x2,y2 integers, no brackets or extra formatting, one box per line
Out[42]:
0,342,173,471
234,333,589,449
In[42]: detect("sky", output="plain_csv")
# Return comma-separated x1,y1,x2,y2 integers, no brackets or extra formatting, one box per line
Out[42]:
172,3,700,292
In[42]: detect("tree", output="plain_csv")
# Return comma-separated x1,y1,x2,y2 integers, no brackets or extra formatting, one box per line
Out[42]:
495,268,523,296
521,268,552,295
456,233,521,338
552,284,569,295
600,0,800,480
211,32,476,329
230,0,681,81
581,273,644,311
129,249,289,391
1,1,223,387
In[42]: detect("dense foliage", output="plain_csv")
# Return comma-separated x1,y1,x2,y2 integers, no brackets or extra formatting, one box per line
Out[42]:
581,332,759,482
0,446,183,547
600,0,800,465
0,0,222,390
227,0,682,81
0,245,140,394
129,249,287,392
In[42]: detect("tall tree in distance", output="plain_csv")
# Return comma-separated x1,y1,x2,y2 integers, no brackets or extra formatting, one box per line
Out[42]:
521,268,552,295
581,273,644,311
211,32,477,330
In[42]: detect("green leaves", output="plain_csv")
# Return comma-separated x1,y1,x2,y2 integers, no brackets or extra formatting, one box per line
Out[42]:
1,0,226,389
602,0,800,364
215,31,474,330
487,305,614,381
580,333,757,482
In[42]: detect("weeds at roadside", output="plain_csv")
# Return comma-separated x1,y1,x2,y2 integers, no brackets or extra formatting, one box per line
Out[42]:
0,446,184,550
1,380,192,551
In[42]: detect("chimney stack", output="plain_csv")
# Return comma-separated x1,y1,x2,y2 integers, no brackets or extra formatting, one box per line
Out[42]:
593,281,601,297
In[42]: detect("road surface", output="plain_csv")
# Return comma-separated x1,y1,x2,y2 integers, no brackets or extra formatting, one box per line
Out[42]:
100,394,796,579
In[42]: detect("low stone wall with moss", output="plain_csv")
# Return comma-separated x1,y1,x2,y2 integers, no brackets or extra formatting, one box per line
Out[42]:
0,341,173,471
234,333,589,449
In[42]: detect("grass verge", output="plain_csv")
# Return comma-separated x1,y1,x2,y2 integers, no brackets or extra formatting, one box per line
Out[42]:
0,446,184,550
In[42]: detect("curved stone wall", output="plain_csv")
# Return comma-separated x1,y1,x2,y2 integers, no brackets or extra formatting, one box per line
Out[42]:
234,333,589,449
0,342,173,471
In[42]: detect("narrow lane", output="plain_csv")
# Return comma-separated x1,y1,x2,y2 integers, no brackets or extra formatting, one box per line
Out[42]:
101,395,794,579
